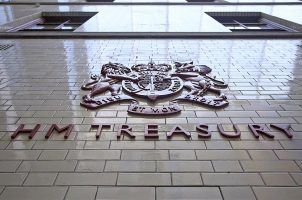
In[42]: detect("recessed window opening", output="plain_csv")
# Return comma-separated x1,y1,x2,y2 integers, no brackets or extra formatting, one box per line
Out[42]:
206,12,298,32
12,12,97,32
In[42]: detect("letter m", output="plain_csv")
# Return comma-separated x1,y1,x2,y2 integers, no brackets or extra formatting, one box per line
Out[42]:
45,124,74,139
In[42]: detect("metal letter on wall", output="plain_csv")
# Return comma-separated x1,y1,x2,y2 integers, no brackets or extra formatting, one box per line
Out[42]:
80,60,229,115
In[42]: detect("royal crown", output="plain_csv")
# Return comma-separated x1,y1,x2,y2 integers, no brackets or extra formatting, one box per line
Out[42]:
131,60,172,72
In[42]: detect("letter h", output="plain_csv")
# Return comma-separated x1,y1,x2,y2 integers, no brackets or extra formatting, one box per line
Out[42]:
11,124,41,139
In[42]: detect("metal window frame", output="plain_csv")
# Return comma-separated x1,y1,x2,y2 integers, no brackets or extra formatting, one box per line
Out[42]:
206,11,302,32
2,11,98,33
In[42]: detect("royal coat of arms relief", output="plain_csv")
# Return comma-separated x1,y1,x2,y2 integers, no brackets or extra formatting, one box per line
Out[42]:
80,61,229,115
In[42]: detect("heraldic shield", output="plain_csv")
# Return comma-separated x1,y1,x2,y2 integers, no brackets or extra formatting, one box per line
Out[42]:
80,60,229,115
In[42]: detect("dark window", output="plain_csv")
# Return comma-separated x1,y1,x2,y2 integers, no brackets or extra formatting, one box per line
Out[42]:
206,12,297,32
15,12,97,32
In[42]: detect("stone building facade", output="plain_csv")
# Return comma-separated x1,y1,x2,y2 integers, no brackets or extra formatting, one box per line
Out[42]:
0,0,302,199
